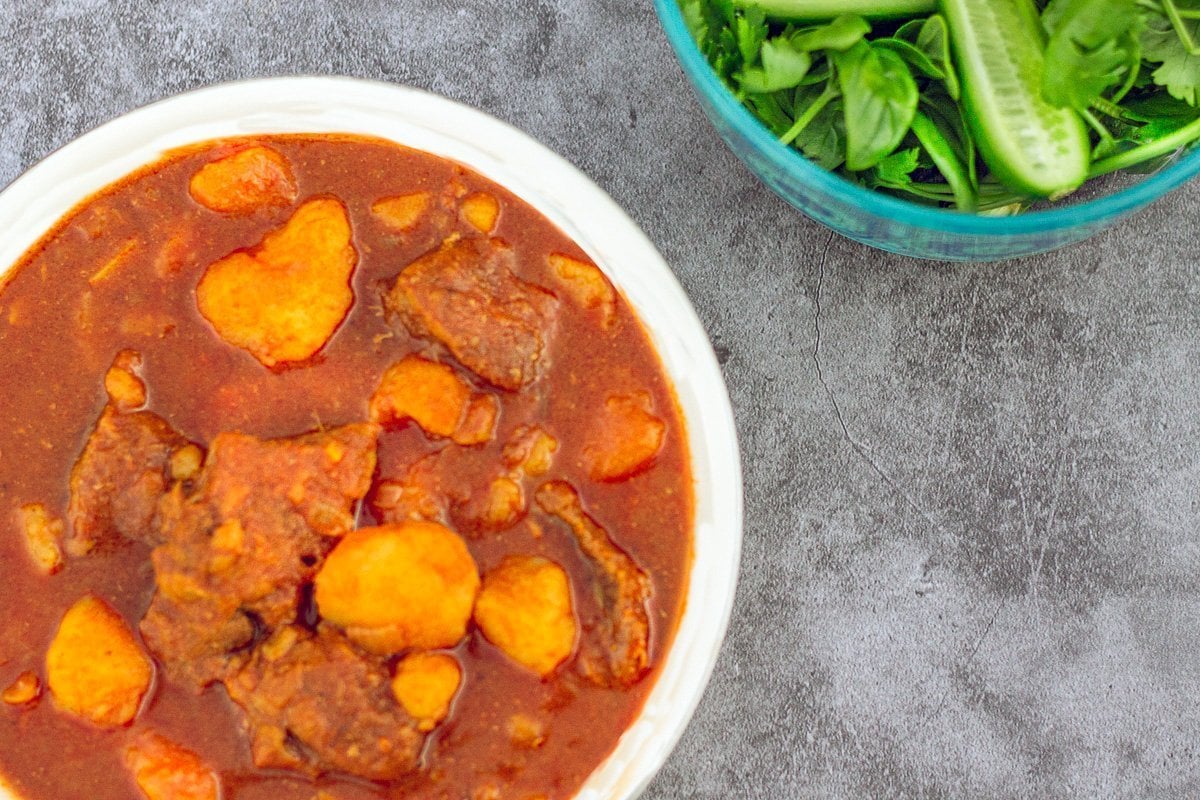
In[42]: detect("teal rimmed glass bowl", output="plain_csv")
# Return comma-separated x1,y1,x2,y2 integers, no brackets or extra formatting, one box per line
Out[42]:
655,0,1200,262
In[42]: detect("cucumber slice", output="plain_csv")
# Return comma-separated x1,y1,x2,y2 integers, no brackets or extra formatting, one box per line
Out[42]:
939,0,1089,198
737,0,937,20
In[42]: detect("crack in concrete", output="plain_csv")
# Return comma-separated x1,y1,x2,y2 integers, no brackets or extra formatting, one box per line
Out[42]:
809,231,942,534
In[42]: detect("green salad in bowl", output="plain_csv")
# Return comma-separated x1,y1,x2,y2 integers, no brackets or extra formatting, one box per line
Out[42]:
682,0,1200,213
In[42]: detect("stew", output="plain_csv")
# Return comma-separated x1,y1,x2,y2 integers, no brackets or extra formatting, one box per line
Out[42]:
0,134,693,800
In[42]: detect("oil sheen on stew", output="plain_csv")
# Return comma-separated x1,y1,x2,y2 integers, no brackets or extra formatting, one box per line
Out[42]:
0,135,693,800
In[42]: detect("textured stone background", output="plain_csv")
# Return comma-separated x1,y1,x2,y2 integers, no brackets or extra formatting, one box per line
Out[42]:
3,1,1200,798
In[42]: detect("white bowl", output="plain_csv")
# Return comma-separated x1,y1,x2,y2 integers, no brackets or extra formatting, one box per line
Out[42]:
0,77,743,800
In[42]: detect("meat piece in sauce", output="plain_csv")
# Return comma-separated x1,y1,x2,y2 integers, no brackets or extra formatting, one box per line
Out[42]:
534,481,652,687
66,353,196,555
189,145,297,214
384,237,558,391
45,594,154,727
474,555,577,678
583,393,666,482
124,731,220,800
451,476,526,534
448,426,562,535
196,198,357,368
369,354,498,445
224,627,423,780
390,651,462,732
313,521,479,655
141,424,378,687
370,452,447,524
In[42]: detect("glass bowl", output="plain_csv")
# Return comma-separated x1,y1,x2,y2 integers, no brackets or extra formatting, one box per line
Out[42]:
654,0,1200,262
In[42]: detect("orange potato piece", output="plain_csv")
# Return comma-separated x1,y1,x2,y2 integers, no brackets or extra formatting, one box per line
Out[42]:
391,652,462,731
189,145,297,214
315,521,480,654
584,393,666,482
455,394,499,446
105,349,147,411
548,253,615,325
125,731,220,800
474,555,577,677
2,671,41,706
369,355,497,445
196,198,357,367
503,426,558,477
460,192,499,233
372,192,432,231
17,503,64,576
46,594,154,726
370,355,468,437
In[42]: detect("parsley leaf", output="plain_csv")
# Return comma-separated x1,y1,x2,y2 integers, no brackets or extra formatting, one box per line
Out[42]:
1041,0,1141,111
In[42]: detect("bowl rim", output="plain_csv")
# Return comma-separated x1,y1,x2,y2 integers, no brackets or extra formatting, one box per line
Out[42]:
0,76,744,800
654,0,1200,236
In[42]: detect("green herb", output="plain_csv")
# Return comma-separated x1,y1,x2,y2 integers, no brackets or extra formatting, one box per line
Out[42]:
678,0,1200,212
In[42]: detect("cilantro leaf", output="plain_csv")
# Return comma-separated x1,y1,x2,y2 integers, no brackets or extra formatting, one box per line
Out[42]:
1142,9,1200,106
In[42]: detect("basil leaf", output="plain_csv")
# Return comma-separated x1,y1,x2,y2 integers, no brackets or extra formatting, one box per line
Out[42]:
836,41,919,171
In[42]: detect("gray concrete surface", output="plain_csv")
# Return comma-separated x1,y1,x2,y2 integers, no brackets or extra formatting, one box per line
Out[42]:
3,1,1200,798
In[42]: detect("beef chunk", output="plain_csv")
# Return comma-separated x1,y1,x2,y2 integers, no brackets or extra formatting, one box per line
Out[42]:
224,627,422,780
534,481,652,687
384,237,557,391
141,424,378,688
66,406,193,555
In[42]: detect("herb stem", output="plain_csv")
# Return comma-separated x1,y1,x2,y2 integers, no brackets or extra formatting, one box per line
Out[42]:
778,84,838,146
1089,114,1200,176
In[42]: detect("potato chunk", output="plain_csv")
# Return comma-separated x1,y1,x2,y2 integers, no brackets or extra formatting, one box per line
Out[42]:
2,671,41,706
503,426,558,477
548,253,615,326
369,355,497,445
391,652,462,731
17,503,64,575
189,145,297,214
460,192,499,233
474,555,576,677
196,198,357,367
372,192,432,232
315,522,480,654
104,349,147,411
584,393,666,482
46,594,153,726
125,731,220,800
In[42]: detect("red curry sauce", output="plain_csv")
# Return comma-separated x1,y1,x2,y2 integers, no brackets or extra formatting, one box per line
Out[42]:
0,135,693,800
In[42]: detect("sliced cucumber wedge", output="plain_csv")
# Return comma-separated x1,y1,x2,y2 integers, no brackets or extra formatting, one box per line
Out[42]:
940,0,1089,198
737,0,937,20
